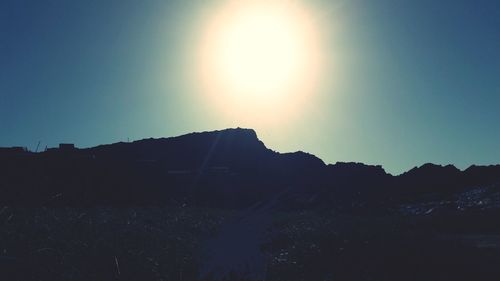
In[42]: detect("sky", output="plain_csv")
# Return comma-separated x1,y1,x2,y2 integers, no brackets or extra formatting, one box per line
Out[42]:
1,0,499,174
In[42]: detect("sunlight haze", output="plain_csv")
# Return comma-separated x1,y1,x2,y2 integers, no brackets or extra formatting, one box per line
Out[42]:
1,0,499,174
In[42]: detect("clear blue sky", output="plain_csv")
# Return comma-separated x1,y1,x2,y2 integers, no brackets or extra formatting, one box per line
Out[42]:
1,0,499,174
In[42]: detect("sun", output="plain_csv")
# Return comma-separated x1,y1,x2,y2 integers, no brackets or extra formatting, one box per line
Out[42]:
213,6,304,98
196,0,323,125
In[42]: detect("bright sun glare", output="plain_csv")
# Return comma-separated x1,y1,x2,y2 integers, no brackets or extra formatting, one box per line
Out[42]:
197,0,323,125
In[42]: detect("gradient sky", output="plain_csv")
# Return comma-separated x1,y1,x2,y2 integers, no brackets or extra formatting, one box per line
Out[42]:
1,0,499,174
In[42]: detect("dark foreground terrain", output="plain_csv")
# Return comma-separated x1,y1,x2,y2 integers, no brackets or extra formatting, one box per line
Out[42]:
1,128,500,280
2,206,500,281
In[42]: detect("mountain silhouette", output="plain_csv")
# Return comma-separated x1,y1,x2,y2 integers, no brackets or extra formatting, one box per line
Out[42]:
1,128,500,210
2,128,500,281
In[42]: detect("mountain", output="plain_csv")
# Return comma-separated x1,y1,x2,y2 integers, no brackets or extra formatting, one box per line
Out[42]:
2,128,500,281
1,128,500,211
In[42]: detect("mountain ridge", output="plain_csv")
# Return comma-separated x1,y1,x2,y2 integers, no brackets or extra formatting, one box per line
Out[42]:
4,127,496,176
1,127,499,178
1,128,499,209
